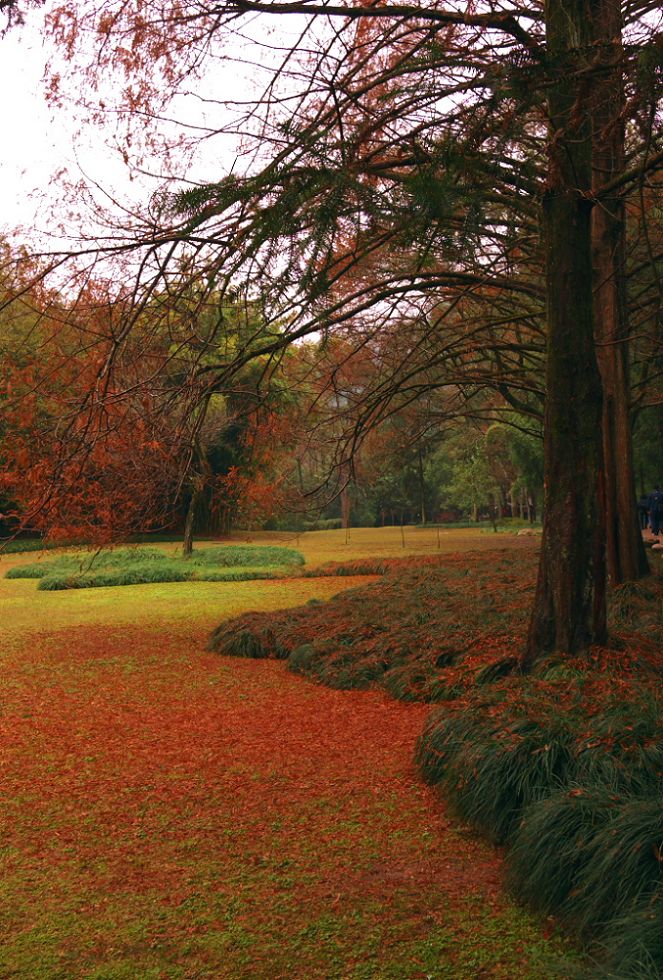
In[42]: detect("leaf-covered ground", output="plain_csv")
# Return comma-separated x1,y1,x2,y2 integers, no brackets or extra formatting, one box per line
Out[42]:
209,549,541,700
0,537,577,978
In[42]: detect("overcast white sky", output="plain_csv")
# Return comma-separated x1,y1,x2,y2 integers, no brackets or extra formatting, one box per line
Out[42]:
0,10,258,251
1,15,61,236
0,9,316,255
1,11,148,251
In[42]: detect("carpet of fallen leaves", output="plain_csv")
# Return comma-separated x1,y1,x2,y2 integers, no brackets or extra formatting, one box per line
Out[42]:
1,574,576,978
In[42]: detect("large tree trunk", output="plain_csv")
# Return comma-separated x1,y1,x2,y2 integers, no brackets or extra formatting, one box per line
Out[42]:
590,0,649,584
523,0,607,667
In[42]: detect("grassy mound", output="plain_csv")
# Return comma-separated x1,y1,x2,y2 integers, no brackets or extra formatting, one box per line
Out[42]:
6,545,304,590
209,550,539,696
209,548,663,977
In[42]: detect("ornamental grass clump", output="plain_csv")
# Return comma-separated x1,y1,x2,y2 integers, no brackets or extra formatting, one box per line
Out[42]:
39,562,188,590
415,693,575,842
314,648,389,690
381,654,464,702
506,782,624,918
188,545,304,568
509,786,663,978
219,626,289,659
597,900,663,979
208,612,296,659
571,689,663,792
416,667,663,975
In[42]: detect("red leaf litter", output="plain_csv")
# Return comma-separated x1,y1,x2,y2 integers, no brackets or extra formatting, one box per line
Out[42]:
0,622,567,978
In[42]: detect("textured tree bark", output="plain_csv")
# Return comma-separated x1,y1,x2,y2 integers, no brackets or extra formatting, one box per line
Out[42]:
590,0,649,583
183,442,212,557
523,0,607,666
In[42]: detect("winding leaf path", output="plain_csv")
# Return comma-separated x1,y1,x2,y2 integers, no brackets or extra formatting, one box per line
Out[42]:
1,576,573,979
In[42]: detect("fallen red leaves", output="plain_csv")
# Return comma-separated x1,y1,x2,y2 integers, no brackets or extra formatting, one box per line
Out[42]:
0,615,570,977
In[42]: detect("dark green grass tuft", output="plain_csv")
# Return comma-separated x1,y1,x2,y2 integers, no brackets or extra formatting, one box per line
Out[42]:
417,679,663,830
509,784,663,976
208,613,294,659
288,643,318,672
415,699,575,843
474,655,519,685
416,672,663,974
213,626,289,659
507,783,624,918
595,900,663,979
